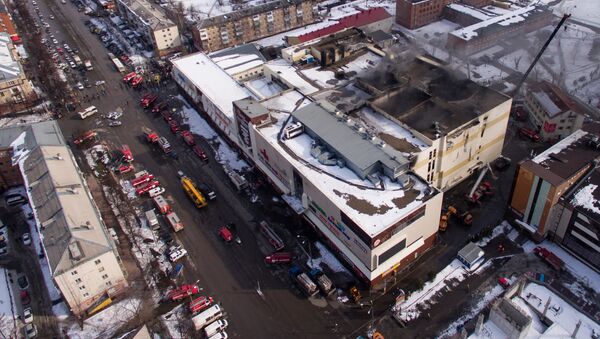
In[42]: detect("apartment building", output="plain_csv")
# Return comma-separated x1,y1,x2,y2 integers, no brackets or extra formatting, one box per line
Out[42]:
524,81,586,142
0,33,36,114
192,0,318,53
507,123,600,243
115,0,181,56
2,121,128,316
396,0,455,29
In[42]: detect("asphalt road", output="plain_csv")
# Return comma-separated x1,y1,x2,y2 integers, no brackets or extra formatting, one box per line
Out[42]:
28,0,370,337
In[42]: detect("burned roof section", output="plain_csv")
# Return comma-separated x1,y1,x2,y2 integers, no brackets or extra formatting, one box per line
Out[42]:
364,55,509,140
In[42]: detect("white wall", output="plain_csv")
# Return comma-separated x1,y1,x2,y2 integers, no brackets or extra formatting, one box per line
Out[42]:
152,25,181,52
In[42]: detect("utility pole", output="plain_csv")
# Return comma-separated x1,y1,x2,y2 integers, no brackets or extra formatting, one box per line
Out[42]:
513,13,571,96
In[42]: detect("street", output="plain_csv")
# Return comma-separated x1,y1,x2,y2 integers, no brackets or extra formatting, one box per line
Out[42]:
28,0,371,337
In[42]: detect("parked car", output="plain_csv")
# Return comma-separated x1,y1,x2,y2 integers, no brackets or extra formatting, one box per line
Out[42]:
20,291,31,306
169,120,179,133
22,233,31,246
107,111,123,120
519,127,540,142
23,307,33,324
24,323,37,338
17,275,29,290
193,146,208,162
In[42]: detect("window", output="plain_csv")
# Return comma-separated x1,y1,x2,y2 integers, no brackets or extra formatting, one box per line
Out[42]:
106,281,112,286
71,270,78,275
75,278,82,283
98,266,105,272
102,274,109,279
79,285,86,290
83,293,89,297
94,259,101,265
378,238,407,265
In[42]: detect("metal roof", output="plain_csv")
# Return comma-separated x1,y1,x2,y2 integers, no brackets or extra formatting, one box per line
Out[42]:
292,100,410,180
0,33,20,82
0,120,65,149
457,241,484,264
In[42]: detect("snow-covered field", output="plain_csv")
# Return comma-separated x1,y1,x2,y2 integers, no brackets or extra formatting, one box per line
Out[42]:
307,241,352,275
66,298,142,339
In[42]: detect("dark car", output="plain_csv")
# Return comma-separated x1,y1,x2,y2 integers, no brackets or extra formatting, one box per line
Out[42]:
18,275,29,290
20,291,31,306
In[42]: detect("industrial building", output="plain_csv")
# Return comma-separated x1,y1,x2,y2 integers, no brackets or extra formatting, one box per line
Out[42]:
1,121,128,316
172,29,511,284
447,5,553,55
0,33,36,114
524,81,586,142
395,0,455,29
115,0,181,56
192,0,319,53
507,123,600,251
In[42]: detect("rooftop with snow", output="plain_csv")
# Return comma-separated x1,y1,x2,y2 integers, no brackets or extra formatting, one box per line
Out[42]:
569,169,600,222
0,33,21,81
257,100,437,237
449,5,550,42
528,123,600,182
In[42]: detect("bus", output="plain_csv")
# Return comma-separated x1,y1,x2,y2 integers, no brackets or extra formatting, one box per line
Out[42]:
78,106,98,119
111,58,126,73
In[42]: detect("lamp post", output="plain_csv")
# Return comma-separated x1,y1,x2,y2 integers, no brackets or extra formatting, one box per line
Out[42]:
296,235,313,266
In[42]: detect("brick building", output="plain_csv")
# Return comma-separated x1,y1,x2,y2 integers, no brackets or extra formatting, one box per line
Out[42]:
0,33,36,114
192,0,318,53
524,81,586,142
395,0,455,29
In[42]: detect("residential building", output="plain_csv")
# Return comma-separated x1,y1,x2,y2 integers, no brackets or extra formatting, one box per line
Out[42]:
284,7,393,45
192,0,318,53
172,35,511,284
507,123,600,244
524,81,586,142
0,145,22,190
0,33,36,114
115,0,181,56
2,121,128,316
447,5,552,55
395,0,455,29
0,0,20,43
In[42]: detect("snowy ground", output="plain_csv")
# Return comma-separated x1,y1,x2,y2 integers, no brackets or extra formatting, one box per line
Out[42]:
307,241,352,275
0,267,16,338
394,259,470,322
160,304,188,338
178,95,249,172
66,298,142,339
0,111,54,128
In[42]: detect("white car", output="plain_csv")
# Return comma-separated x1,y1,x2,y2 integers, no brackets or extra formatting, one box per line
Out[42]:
70,62,77,69
52,39,59,45
76,82,84,90
108,121,122,127
23,307,33,324
107,111,122,120
95,80,106,86
49,15,55,20
24,324,37,338
22,233,31,246
168,247,187,262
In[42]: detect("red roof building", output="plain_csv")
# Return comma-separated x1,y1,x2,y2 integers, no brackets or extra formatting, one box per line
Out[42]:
290,7,392,44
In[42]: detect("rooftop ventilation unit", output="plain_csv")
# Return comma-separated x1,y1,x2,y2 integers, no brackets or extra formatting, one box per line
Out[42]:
397,174,414,189
283,122,304,139
67,188,78,195
54,153,63,160
68,241,83,261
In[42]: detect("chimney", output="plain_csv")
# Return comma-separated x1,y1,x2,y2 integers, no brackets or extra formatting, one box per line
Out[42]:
571,320,581,338
542,296,552,318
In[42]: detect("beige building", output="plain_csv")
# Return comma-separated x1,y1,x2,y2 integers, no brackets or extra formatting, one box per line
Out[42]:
0,33,35,113
192,0,318,53
6,121,128,316
524,81,586,142
116,0,181,56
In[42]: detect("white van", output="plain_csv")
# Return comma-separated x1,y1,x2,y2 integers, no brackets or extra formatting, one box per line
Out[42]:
145,210,159,229
78,105,98,119
208,331,228,339
192,304,224,330
204,319,228,338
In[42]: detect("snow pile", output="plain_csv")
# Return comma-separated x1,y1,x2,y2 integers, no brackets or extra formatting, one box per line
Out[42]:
67,298,142,339
476,221,512,247
178,95,249,172
160,304,187,338
439,284,505,337
571,184,600,215
396,259,469,322
307,241,352,275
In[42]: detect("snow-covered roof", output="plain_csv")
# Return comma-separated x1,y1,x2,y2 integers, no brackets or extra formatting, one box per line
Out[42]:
257,104,435,237
260,89,310,113
209,44,266,77
0,33,20,81
532,90,562,117
116,0,175,30
172,52,253,120
450,5,544,41
265,59,320,95
446,3,493,21
570,170,600,220
532,129,588,165
4,121,118,276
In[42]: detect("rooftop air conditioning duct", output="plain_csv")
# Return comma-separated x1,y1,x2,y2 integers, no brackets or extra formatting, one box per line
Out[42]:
397,174,414,190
